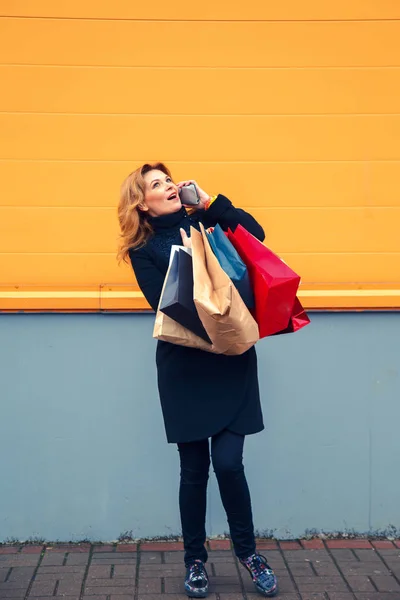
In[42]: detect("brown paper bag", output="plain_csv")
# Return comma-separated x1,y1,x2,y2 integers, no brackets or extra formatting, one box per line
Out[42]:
153,310,221,352
191,224,259,355
153,246,221,353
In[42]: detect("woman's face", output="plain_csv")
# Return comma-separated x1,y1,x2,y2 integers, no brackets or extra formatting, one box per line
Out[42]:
142,169,182,217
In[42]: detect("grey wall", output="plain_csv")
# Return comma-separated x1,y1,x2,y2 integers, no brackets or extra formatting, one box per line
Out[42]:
0,312,399,542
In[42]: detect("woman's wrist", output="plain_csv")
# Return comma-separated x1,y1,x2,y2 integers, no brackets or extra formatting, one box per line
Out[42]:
204,194,218,210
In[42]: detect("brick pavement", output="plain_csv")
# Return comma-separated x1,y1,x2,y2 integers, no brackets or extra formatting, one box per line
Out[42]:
1,539,400,599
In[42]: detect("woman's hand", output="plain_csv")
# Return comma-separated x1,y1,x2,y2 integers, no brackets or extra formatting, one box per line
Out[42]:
180,228,192,249
177,180,210,210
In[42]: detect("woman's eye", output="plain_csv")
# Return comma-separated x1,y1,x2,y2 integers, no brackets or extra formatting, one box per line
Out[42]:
153,182,159,188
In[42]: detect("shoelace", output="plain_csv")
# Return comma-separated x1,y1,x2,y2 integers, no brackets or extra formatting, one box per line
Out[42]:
188,561,207,583
245,554,275,582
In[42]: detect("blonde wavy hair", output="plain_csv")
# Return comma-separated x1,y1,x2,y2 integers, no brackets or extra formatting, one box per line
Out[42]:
117,162,172,263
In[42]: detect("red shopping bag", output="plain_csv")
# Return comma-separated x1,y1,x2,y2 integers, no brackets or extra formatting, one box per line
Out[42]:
227,225,300,337
273,297,310,335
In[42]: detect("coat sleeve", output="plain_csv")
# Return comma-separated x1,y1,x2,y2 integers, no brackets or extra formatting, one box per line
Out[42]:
200,194,265,242
129,247,165,312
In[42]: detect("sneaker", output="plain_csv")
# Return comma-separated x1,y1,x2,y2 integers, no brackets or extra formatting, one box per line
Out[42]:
184,559,209,598
239,553,278,597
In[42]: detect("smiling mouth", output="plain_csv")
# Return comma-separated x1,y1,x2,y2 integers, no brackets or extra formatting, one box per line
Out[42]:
167,193,178,200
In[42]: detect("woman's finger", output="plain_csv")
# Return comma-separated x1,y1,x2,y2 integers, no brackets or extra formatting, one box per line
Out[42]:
177,180,196,188
180,228,192,248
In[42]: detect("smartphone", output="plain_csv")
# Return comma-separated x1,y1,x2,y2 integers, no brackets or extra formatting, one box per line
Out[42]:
179,183,200,206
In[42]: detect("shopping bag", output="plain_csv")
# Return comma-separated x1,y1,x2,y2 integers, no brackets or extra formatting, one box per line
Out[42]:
191,224,259,355
273,297,310,335
153,248,220,353
153,309,219,352
227,224,300,338
207,224,254,309
159,247,211,343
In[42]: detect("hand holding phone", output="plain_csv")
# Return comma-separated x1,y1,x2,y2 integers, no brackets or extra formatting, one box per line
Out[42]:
178,183,200,206
177,180,211,209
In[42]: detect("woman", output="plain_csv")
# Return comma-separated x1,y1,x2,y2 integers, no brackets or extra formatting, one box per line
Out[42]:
118,163,278,598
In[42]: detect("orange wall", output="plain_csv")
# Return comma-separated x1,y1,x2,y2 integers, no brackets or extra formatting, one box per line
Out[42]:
0,1,399,310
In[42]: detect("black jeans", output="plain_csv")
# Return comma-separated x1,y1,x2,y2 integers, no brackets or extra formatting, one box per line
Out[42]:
178,429,256,565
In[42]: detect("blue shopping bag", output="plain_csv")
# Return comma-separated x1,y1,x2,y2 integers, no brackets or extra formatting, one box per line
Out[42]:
207,224,254,309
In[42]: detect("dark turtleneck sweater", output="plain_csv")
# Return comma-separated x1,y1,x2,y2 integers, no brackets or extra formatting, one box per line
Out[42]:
129,194,265,443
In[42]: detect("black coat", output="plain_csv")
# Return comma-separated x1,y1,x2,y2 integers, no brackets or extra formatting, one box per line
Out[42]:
129,195,265,443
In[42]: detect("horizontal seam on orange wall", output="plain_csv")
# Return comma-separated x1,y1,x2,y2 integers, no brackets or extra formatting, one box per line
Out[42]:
0,290,398,295
1,251,399,256
2,65,400,70
3,111,400,116
2,16,400,23
1,206,398,211
2,64,400,69
1,159,400,164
